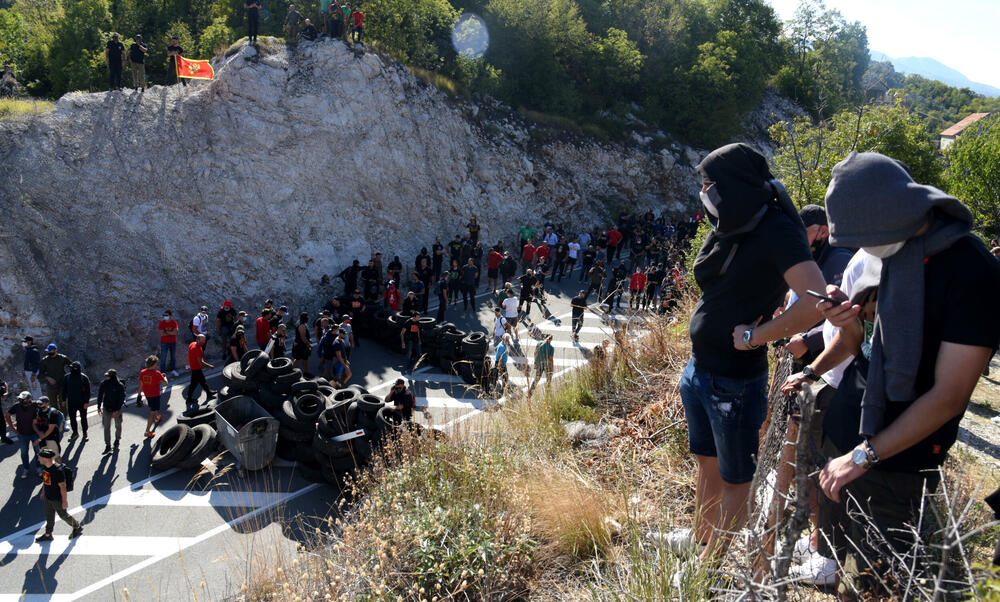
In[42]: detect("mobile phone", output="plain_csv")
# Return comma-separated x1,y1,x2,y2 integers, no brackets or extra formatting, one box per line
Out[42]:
805,289,841,304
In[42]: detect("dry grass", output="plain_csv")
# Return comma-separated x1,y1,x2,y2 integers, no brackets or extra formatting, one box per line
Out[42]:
0,98,55,121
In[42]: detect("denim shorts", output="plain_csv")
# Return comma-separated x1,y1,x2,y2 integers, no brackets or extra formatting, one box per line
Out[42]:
679,358,768,484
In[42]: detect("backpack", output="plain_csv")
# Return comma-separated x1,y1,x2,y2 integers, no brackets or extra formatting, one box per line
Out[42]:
56,462,76,492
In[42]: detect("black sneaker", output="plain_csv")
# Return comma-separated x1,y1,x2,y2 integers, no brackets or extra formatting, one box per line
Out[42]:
69,526,83,539
35,533,53,543
1,436,12,444
113,440,120,449
102,446,111,455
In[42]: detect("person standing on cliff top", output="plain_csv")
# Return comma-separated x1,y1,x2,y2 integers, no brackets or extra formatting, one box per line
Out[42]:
166,37,187,87
350,6,364,44
105,33,125,91
285,5,303,44
244,0,261,44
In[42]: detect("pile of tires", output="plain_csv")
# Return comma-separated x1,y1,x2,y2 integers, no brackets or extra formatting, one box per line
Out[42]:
151,423,219,471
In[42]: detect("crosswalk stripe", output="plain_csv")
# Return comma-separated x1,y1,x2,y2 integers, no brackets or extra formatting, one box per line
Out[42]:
508,356,588,368
515,338,600,349
0,535,195,558
104,489,295,508
416,396,488,410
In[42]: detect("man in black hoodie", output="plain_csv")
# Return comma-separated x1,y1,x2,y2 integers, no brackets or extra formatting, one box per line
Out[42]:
62,362,91,441
97,369,126,454
656,144,826,582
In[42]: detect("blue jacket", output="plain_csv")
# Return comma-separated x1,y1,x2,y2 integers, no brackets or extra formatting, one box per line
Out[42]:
23,344,40,372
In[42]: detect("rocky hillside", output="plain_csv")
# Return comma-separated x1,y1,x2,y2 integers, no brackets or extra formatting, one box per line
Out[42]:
0,40,714,377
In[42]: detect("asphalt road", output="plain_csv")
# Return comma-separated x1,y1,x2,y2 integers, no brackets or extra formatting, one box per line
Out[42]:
0,273,655,601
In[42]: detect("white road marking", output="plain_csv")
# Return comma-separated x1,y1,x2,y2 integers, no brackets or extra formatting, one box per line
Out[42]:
0,535,197,558
104,488,298,508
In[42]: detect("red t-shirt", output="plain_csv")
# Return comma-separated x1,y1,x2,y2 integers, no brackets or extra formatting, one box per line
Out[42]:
488,251,503,270
607,230,622,247
188,342,204,370
353,11,364,27
139,368,166,398
535,245,551,262
255,316,270,344
158,319,178,344
521,243,535,262
629,272,647,290
384,287,401,311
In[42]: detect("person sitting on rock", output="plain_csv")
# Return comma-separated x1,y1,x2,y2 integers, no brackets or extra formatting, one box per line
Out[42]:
299,19,318,41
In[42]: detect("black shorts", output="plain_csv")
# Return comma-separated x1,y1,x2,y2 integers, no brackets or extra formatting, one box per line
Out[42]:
147,395,162,412
487,268,499,279
292,345,311,360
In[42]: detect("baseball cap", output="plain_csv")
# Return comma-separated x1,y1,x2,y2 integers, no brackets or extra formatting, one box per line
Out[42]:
46,343,58,352
279,305,288,312
105,369,117,377
39,448,56,459
222,300,233,308
342,314,351,321
799,204,828,228
200,305,208,311
22,335,33,342
39,396,50,404
18,391,31,401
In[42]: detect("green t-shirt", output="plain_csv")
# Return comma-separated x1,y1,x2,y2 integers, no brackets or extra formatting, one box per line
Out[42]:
519,226,535,241
342,5,351,21
534,341,554,368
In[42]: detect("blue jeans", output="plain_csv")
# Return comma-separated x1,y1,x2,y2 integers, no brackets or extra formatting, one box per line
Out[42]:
160,342,176,372
679,358,768,485
17,433,39,471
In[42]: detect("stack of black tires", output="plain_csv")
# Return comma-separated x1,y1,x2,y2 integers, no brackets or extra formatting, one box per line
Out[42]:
366,311,497,389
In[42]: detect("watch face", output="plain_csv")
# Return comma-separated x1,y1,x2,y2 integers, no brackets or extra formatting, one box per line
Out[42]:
851,447,868,466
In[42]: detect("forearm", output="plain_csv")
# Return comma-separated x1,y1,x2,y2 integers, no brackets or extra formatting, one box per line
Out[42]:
753,298,823,345
869,387,966,461
810,330,858,375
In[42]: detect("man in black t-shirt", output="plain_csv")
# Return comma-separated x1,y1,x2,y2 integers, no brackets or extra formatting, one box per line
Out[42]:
105,33,126,91
814,152,1000,597
659,144,826,573
35,448,82,542
166,37,187,87
245,0,261,43
216,300,238,361
127,34,147,90
570,291,587,340
400,312,422,373
384,378,416,422
517,270,536,316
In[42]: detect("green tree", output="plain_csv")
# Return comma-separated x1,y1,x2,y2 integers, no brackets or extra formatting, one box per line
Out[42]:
49,0,112,95
365,0,458,71
946,115,1000,236
770,101,943,207
0,8,28,67
198,15,233,56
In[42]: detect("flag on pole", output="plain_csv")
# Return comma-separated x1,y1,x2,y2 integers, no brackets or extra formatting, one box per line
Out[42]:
175,55,214,80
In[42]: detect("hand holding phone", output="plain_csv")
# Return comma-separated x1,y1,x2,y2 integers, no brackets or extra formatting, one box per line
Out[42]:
806,289,841,304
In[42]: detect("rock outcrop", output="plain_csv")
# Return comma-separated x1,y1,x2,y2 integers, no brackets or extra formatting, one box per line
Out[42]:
0,41,704,377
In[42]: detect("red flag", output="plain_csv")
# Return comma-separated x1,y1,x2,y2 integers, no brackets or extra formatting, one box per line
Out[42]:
175,55,215,80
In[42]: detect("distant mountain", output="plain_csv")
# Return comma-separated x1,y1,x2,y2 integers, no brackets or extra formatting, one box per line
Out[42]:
870,51,1000,97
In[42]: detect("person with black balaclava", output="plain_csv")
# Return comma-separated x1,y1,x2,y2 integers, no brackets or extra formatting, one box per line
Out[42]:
97,369,125,454
337,260,362,295
62,362,91,441
651,143,826,586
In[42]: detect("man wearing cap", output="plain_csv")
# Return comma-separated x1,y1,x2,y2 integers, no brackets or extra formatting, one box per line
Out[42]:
384,280,401,312
97,369,126,453
105,32,126,91
38,343,71,416
384,378,416,423
228,326,249,363
35,447,83,543
33,396,64,463
216,300,238,362
22,335,42,398
270,305,288,333
62,362,91,441
127,34,147,90
812,152,1000,597
185,335,215,414
192,306,211,340
340,315,355,359
158,310,180,376
6,391,39,478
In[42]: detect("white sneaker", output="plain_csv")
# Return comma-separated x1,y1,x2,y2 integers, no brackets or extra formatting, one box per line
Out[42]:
789,553,838,586
644,528,703,555
171,370,179,377
792,535,815,565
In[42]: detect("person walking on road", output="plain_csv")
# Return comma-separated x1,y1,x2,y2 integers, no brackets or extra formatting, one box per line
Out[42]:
6,391,39,479
461,258,479,312
34,448,83,543
186,336,215,413
492,307,509,347
570,290,587,341
528,334,555,394
502,288,520,341
22,335,42,399
158,311,180,376
292,312,313,376
62,362,91,441
138,355,168,438
216,300,238,362
33,396,64,463
400,311,423,374
97,369,125,454
255,308,273,350
38,343,71,417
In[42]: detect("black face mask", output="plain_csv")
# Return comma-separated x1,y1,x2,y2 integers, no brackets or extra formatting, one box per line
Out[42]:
810,236,828,261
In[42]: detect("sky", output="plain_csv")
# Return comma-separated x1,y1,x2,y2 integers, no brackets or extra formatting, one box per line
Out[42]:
766,0,1000,89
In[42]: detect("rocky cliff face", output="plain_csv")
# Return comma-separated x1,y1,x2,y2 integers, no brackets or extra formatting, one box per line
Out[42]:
0,40,710,377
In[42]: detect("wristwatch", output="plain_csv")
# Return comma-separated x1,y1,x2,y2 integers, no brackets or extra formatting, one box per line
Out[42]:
851,439,880,470
742,328,759,350
802,365,821,382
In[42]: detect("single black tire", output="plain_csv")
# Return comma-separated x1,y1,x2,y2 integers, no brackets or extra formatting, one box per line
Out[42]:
177,407,216,427
151,425,197,470
178,424,218,470
316,385,336,401
293,394,324,421
274,369,302,384
266,357,294,376
417,316,437,329
317,401,358,437
244,353,269,379
347,384,370,396
312,431,354,458
311,376,331,386
331,388,360,405
240,349,265,373
277,400,315,432
356,394,384,415
438,321,457,332
278,425,313,443
222,363,240,385
218,386,235,400
291,380,319,394
271,381,293,395
256,387,286,411
229,377,258,394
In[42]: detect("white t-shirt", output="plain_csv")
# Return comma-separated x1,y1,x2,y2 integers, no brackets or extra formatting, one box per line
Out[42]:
192,313,209,335
820,249,870,388
502,297,519,318
567,242,580,259
340,323,354,348
494,316,508,338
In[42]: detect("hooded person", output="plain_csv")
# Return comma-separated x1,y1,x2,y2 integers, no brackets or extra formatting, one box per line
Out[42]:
813,152,1000,597
653,143,827,578
62,361,91,440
